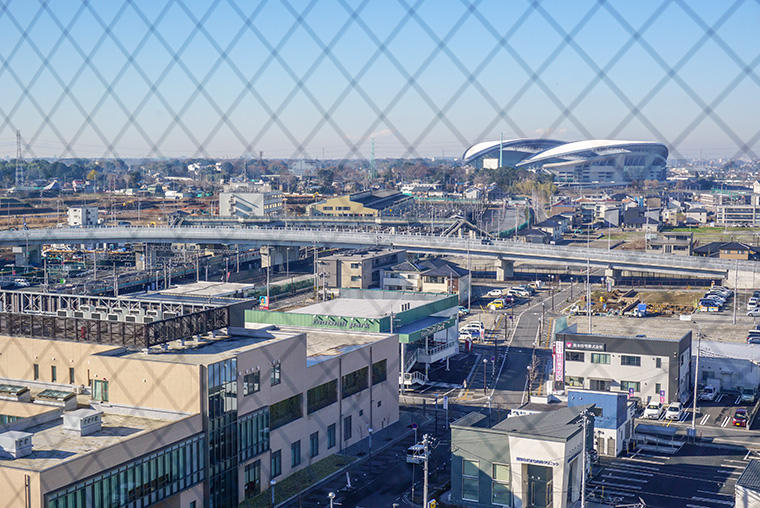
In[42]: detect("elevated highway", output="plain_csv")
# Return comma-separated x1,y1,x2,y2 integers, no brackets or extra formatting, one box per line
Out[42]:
0,226,754,285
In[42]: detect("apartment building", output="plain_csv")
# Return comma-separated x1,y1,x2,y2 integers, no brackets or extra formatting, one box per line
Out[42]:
645,231,693,256
67,206,99,227
0,305,397,507
318,248,405,289
219,191,283,217
381,258,471,304
557,327,692,404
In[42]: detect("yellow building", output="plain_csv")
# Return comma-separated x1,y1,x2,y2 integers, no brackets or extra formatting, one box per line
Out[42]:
308,190,411,217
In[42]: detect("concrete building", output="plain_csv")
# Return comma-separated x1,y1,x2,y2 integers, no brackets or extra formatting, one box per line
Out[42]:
567,390,634,457
308,190,412,217
245,289,459,387
318,248,405,289
219,191,283,217
716,204,760,226
694,241,760,261
0,293,398,507
736,460,760,508
67,206,98,227
449,406,593,508
381,258,471,304
557,327,692,404
696,341,760,393
645,231,693,256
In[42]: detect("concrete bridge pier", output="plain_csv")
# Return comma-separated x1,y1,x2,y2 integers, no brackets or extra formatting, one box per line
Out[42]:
726,268,759,290
495,258,514,281
261,246,300,269
605,268,621,288
13,245,41,267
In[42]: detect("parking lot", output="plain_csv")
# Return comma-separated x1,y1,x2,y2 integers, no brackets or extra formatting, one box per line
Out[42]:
590,443,754,507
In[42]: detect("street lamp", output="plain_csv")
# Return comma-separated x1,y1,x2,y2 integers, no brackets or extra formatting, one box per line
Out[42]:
270,479,276,507
328,492,336,508
483,358,488,394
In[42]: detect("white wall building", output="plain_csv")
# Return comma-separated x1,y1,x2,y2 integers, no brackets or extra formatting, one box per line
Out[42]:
67,206,98,227
219,192,283,218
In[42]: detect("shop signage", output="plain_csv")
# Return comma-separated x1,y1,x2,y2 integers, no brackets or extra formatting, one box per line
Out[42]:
565,341,605,351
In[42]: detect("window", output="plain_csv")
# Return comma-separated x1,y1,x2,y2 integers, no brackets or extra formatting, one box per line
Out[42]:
271,361,281,386
310,431,319,458
327,423,336,449
342,367,368,398
33,363,39,381
350,262,360,269
656,358,662,368
591,353,610,364
69,367,75,384
343,415,352,441
291,441,301,468
350,275,361,282
244,460,261,499
307,380,337,414
566,351,584,362
492,463,512,506
566,376,584,387
270,394,303,430
372,359,387,385
621,355,641,366
243,371,260,396
191,502,196,508
92,380,109,402
238,407,270,460
620,381,640,392
462,459,479,502
271,450,281,478
50,365,57,383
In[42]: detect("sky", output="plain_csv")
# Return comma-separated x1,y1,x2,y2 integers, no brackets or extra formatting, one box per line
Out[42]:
0,0,758,161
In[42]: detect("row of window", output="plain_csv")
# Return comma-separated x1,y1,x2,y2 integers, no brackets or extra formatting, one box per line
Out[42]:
462,459,512,506
566,376,662,395
33,363,75,384
239,407,270,461
270,420,343,481
46,435,205,508
566,352,661,368
241,361,281,397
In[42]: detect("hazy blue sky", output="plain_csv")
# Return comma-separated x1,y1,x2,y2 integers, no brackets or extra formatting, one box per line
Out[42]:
1,0,758,160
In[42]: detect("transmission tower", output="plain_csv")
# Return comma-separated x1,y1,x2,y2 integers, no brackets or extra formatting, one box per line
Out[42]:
15,130,23,188
370,138,377,181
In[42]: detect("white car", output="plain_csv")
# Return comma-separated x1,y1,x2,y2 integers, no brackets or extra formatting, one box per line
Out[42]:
699,385,718,401
748,309,760,317
664,402,683,421
460,322,484,334
486,288,504,298
748,297,759,310
643,402,664,419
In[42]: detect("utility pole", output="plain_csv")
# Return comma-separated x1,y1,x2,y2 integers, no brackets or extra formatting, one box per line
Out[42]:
113,262,118,297
422,434,430,508
733,260,738,325
483,358,487,394
581,410,588,508
691,322,701,436
586,258,591,333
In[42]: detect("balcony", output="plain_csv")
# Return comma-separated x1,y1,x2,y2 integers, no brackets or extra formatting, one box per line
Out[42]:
416,341,459,364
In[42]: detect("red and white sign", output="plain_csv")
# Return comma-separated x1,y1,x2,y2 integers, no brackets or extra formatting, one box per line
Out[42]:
553,340,564,382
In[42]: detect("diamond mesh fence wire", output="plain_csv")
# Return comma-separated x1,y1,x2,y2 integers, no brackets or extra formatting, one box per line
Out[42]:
0,0,758,506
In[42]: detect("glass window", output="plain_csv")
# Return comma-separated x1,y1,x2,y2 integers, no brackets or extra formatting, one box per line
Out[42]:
462,459,479,502
566,351,584,362
33,363,39,380
271,361,281,386
492,463,512,506
343,415,352,441
69,367,75,384
51,365,57,382
372,359,387,385
566,376,584,387
310,431,319,458
342,367,368,398
621,355,641,366
243,371,260,396
327,423,336,449
656,358,662,368
591,353,610,364
244,460,260,499
620,380,640,392
270,394,303,430
271,450,281,478
655,383,661,395
291,440,301,468
307,380,338,414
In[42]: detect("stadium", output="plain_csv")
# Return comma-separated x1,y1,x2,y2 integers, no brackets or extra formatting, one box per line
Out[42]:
463,138,669,187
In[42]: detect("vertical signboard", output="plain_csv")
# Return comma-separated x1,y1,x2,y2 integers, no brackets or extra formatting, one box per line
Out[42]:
553,340,564,385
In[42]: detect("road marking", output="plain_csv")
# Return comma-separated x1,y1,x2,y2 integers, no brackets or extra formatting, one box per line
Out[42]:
611,461,660,472
716,393,725,403
700,413,710,425
605,467,654,477
697,490,733,498
686,504,712,508
590,480,642,490
601,474,648,484
691,496,734,506
745,450,752,460
620,456,666,466
735,395,742,405
721,416,730,427
723,458,748,464
720,463,745,469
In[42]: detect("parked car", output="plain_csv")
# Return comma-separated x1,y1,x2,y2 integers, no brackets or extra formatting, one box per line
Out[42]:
487,299,505,310
643,402,664,419
740,387,757,404
460,322,484,334
732,408,749,427
749,309,760,317
748,297,759,310
510,287,531,298
486,288,504,298
665,402,683,421
748,337,760,345
699,385,718,401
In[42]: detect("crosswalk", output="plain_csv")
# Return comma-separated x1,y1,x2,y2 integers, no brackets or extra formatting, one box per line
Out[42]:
588,447,750,508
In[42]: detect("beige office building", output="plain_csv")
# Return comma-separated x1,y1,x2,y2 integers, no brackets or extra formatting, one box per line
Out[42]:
0,324,398,507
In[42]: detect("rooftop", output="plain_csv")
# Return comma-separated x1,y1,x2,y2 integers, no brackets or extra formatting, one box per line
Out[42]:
737,459,760,492
0,411,184,471
155,281,256,298
295,297,427,318
452,404,592,440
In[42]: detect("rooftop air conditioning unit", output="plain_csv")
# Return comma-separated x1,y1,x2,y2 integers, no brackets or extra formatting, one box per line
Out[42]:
63,408,102,436
0,431,32,459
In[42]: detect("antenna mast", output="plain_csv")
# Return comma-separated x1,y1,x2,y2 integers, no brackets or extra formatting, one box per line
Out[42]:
15,130,23,188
